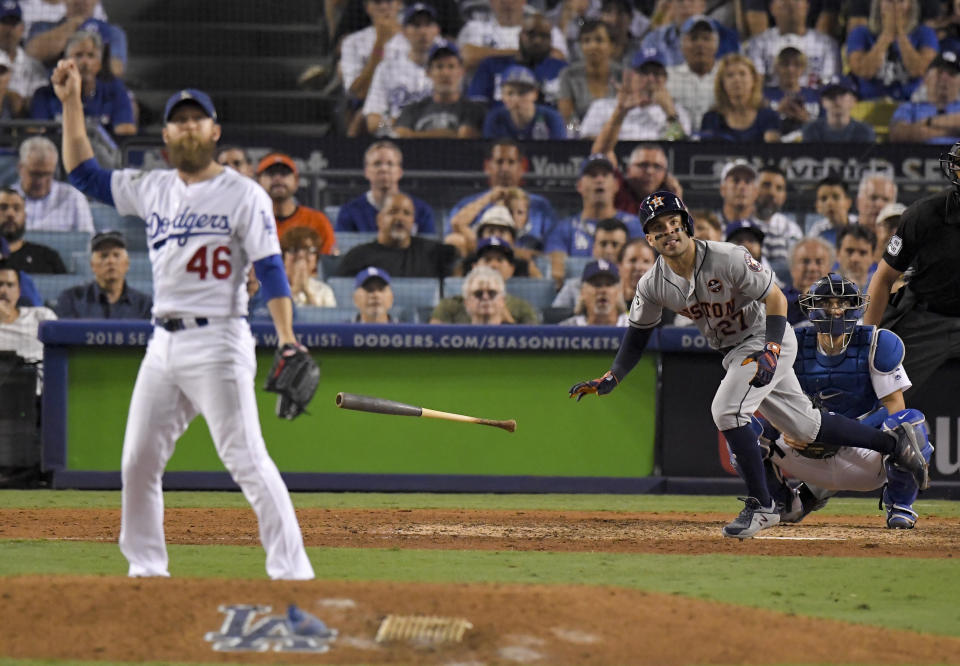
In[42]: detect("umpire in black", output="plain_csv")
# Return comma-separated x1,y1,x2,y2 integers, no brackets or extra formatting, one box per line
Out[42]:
864,143,960,393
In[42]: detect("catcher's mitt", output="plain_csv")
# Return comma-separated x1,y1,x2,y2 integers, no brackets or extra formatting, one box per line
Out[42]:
264,343,320,420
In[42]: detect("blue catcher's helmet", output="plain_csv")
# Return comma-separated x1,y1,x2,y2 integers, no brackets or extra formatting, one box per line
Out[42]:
798,273,870,353
638,190,694,236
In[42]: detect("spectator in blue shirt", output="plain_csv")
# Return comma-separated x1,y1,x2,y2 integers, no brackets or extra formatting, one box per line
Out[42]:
468,13,568,109
54,231,152,319
890,50,960,143
30,29,135,136
846,0,937,101
25,0,126,77
763,47,821,137
482,65,566,139
334,140,436,235
640,0,740,67
446,138,558,253
699,53,781,142
802,75,876,142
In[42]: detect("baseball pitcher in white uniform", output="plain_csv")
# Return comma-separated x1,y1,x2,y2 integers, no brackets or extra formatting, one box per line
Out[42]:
569,190,930,539
52,59,315,580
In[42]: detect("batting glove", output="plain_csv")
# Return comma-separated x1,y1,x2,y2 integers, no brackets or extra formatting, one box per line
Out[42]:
741,342,781,388
569,371,619,401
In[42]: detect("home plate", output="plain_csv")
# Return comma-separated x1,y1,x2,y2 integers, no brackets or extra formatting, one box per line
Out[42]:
754,535,847,541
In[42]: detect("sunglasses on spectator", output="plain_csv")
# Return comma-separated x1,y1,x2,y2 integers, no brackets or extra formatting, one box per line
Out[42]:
471,289,500,300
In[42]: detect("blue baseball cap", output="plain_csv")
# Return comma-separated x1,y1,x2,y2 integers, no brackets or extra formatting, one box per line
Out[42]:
163,88,218,123
582,259,620,283
477,236,514,259
819,75,858,99
501,65,538,90
630,47,666,71
579,153,615,178
427,38,461,64
402,2,438,25
680,14,716,35
725,219,765,243
0,0,22,21
354,266,392,289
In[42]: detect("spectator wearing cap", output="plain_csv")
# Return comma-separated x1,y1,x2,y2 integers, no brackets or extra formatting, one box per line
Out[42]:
763,47,822,137
336,141,436,235
725,219,766,262
890,51,960,143
801,75,875,142
587,140,683,216
559,259,628,326
256,152,336,255
846,0,937,101
716,160,761,229
468,13,568,109
580,48,691,140
25,0,126,77
836,224,877,290
457,1,568,73
353,267,394,323
29,29,135,137
547,154,641,283
447,138,558,254
874,201,906,265
0,186,65,274
395,40,486,138
699,54,781,142
337,193,457,278
216,145,255,178
457,206,543,277
665,15,720,132
551,211,632,308
640,0,740,67
54,230,152,319
0,0,46,106
363,3,439,135
482,64,566,139
430,262,538,324
807,173,853,247
280,226,337,308
556,19,621,126
743,0,841,89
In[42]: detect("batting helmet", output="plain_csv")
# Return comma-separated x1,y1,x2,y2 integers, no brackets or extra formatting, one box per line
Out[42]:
638,190,694,236
939,141,960,188
798,273,869,353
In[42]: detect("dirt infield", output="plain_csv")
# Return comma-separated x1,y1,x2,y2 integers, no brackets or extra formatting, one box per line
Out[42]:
3,507,960,558
3,507,960,664
3,576,960,665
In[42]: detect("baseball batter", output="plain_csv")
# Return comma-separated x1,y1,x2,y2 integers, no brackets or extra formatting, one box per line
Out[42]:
570,191,930,538
52,60,314,579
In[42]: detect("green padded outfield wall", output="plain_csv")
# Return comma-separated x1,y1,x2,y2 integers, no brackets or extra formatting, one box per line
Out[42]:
65,349,657,477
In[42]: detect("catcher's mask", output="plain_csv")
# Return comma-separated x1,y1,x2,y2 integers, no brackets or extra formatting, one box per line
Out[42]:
639,190,694,236
799,273,869,354
940,141,960,188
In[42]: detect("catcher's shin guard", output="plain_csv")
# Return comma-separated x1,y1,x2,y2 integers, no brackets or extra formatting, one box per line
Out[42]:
881,409,934,529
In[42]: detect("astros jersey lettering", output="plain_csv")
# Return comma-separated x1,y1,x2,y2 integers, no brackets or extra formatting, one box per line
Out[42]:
110,167,280,318
629,240,773,350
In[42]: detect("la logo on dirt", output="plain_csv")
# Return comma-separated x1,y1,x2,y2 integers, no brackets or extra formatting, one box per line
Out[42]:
204,604,337,653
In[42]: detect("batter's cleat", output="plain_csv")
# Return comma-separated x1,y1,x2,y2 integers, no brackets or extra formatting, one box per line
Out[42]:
886,504,919,529
780,483,830,524
889,424,930,491
722,497,780,539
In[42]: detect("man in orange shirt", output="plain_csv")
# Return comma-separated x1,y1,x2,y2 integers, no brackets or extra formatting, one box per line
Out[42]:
256,152,336,254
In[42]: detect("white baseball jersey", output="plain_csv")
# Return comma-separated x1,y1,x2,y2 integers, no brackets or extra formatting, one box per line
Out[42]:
362,55,432,120
0,306,56,364
744,28,841,88
629,240,772,350
578,97,692,140
8,46,48,99
15,180,95,234
457,18,569,60
339,27,410,92
110,167,280,318
756,212,803,267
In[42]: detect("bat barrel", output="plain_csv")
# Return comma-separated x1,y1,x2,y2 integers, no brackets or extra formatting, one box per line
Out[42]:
336,392,423,417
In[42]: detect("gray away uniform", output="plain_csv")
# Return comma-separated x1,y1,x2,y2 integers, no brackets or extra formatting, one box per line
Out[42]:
628,239,822,441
